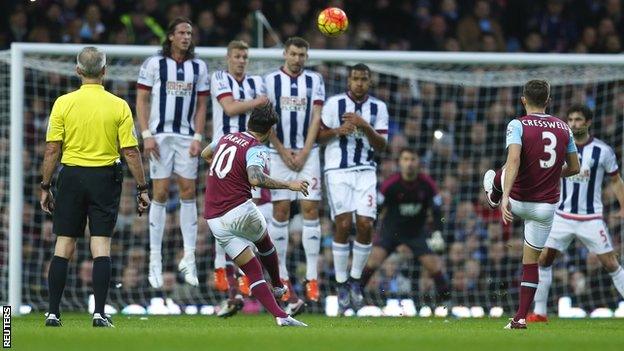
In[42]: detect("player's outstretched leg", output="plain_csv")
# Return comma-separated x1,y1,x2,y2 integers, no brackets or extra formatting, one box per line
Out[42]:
234,248,306,327
178,198,199,286
255,233,285,289
483,169,503,208
148,200,167,288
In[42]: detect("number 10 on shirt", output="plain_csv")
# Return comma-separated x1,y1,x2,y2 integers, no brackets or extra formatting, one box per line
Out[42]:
209,144,237,178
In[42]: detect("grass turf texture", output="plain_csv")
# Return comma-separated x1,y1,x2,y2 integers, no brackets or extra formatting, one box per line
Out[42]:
12,313,624,351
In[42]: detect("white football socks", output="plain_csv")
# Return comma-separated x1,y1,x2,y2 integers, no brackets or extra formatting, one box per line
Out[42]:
269,218,290,280
533,265,552,316
302,219,321,280
179,199,197,260
214,241,226,269
609,265,624,298
332,241,350,284
350,241,372,280
149,201,166,262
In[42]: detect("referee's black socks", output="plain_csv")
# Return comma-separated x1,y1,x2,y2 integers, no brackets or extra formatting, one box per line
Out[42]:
48,255,69,317
92,256,112,315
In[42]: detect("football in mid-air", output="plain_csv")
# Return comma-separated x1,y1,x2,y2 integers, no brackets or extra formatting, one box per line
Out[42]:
317,7,348,37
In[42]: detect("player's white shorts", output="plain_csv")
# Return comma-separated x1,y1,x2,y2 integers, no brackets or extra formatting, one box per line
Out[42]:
509,198,557,250
545,214,614,254
206,200,267,259
149,134,198,180
325,168,377,220
270,147,322,201
256,202,273,223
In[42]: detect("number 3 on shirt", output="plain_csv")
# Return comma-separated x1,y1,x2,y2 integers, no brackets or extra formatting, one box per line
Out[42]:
540,131,557,169
209,144,237,178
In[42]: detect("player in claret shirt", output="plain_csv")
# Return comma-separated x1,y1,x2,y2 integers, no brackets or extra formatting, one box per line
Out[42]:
483,79,580,329
202,103,309,327
210,39,269,317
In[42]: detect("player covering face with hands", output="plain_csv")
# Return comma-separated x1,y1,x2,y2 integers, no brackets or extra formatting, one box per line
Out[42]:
202,102,309,326
318,63,389,312
265,37,326,310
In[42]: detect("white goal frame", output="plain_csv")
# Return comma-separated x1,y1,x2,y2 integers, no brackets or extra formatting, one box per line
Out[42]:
8,42,624,314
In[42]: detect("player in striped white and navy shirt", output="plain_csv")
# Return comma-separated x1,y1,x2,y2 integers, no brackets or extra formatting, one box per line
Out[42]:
210,40,270,317
136,17,209,290
264,37,324,312
528,104,624,323
318,63,388,312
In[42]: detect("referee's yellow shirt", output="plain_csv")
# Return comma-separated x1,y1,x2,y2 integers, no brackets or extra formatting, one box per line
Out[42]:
46,84,138,167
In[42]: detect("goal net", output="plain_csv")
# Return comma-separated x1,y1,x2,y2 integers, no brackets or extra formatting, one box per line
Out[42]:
1,45,623,317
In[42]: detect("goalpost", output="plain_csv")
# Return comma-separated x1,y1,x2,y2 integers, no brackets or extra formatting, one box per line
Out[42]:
3,43,624,316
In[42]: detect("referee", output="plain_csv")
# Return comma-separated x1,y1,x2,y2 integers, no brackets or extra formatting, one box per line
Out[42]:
40,47,150,328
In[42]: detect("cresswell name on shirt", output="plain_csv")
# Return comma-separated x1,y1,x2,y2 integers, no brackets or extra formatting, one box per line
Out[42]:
166,81,194,97
521,119,569,131
280,96,307,112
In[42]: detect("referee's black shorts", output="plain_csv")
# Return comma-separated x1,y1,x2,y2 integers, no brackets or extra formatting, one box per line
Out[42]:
53,164,122,237
376,229,433,258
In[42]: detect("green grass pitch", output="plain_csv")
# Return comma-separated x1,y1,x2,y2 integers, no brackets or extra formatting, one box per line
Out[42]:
11,313,624,351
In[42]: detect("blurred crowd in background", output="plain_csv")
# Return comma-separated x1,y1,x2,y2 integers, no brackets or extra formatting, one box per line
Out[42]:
3,0,624,53
1,0,623,313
